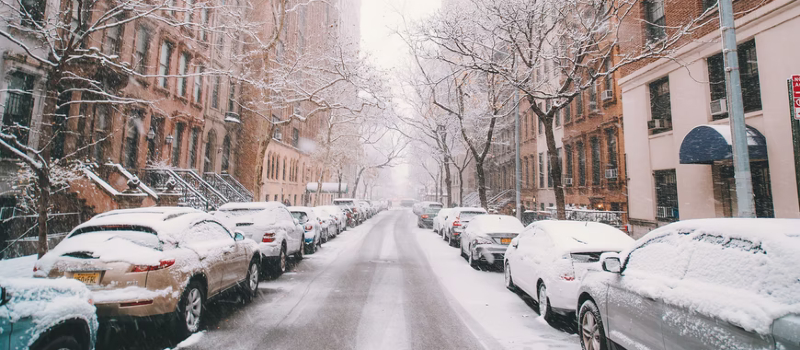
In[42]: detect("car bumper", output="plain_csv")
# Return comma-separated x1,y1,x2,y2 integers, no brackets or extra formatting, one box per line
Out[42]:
546,280,580,314
92,292,180,318
472,244,508,264
259,242,281,257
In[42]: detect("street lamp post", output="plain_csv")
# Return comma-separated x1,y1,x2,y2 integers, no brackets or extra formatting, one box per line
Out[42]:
514,90,521,221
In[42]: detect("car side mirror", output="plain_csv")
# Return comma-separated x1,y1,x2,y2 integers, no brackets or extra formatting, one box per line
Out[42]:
602,256,622,273
0,286,8,306
293,218,300,225
511,238,519,248
234,231,245,241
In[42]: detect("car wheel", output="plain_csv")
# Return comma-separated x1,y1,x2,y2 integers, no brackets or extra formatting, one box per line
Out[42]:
176,281,204,337
241,259,259,302
295,240,304,261
504,262,517,292
33,335,81,350
538,283,552,320
579,300,608,350
468,245,478,269
271,245,287,275
460,243,467,259
322,230,328,243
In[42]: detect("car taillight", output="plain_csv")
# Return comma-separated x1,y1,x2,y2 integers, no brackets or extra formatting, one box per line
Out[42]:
352,208,357,213
131,259,175,272
263,233,275,243
421,214,429,219
560,268,575,281
304,224,313,231
453,220,461,227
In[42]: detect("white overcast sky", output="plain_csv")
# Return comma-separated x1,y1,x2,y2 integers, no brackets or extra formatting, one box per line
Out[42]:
359,0,441,199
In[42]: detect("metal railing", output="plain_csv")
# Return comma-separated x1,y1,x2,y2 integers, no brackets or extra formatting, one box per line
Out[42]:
138,168,213,210
203,172,250,203
171,169,228,210
219,173,253,201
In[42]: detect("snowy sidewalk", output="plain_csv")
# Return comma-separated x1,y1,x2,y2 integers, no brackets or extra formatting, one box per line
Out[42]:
0,254,36,278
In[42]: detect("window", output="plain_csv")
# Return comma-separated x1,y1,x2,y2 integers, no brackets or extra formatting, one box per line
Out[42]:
204,130,216,173
227,81,237,112
183,0,193,23
292,128,299,148
103,17,123,56
538,153,544,188
124,112,142,169
564,100,571,123
649,77,672,132
575,91,583,117
654,169,678,221
591,136,601,186
178,52,189,96
538,116,543,135
577,141,586,186
147,116,163,163
134,27,150,74
603,60,614,92
272,116,282,140
20,0,46,27
282,158,287,180
556,147,562,184
588,84,598,111
645,0,666,42
565,145,574,183
702,0,717,11
547,152,553,188
221,135,231,172
211,75,220,109
158,41,173,88
188,127,200,169
171,123,184,166
2,72,35,149
200,8,209,42
606,129,618,169
523,158,529,188
193,66,203,103
706,39,761,120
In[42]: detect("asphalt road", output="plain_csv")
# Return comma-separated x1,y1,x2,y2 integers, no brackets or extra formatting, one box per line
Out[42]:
99,209,503,350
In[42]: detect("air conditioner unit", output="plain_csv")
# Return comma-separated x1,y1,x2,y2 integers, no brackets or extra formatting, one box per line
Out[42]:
605,168,618,179
564,177,573,186
656,206,673,219
648,118,668,130
710,98,728,116
601,90,613,101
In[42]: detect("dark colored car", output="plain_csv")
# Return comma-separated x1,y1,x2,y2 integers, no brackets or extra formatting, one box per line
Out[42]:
417,207,441,228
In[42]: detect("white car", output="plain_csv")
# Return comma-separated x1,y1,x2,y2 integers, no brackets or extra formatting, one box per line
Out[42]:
216,202,304,276
319,205,347,233
504,220,633,322
442,207,488,247
433,208,454,235
460,215,524,269
313,207,336,240
288,206,324,254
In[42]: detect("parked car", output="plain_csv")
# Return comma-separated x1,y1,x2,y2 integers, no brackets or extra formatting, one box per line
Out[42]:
313,207,336,240
521,210,552,226
417,206,441,229
414,201,443,219
334,198,363,224
460,215,524,269
319,205,347,233
575,218,800,350
433,208,454,235
504,220,633,323
34,207,260,336
215,202,304,276
442,207,488,247
1,277,98,350
357,200,372,219
288,207,323,254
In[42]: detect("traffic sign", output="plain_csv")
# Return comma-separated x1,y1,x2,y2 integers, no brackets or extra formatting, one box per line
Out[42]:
793,75,800,120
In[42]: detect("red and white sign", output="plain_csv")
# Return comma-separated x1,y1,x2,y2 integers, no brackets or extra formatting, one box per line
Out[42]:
793,75,800,120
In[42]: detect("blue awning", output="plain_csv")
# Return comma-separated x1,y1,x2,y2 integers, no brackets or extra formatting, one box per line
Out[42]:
679,125,768,164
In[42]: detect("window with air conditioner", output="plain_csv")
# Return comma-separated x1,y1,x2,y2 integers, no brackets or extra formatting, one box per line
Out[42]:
648,77,672,134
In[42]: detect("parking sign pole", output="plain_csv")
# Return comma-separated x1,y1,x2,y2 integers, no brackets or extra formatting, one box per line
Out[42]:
789,78,800,208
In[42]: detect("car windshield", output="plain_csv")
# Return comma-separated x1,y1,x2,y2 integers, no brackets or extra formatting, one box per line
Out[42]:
69,226,161,250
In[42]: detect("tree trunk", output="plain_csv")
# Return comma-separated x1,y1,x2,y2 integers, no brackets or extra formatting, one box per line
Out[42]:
314,169,324,206
351,167,365,198
443,160,453,207
542,115,566,220
475,159,487,209
458,169,464,207
36,170,50,258
337,171,343,198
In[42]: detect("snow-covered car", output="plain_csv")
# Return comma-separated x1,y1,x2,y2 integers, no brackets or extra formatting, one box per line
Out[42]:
216,202,304,275
459,215,523,269
319,205,347,233
333,198,363,224
357,200,372,219
288,207,323,254
417,206,441,229
504,220,633,322
433,208,454,235
442,207,487,247
313,207,336,240
575,218,800,350
34,207,260,337
0,277,98,350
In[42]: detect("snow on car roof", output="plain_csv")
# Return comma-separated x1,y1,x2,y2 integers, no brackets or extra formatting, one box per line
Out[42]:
535,220,633,254
453,207,487,213
468,215,524,233
219,201,286,211
77,207,212,237
287,206,314,213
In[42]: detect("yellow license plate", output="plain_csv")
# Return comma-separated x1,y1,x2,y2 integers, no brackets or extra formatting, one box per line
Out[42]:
72,272,100,285
500,238,513,245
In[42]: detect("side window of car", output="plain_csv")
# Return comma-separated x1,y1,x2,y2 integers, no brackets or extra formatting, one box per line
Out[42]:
682,234,768,294
624,234,692,279
187,221,234,244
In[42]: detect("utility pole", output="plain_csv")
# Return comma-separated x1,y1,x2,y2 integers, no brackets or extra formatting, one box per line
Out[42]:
514,89,522,221
719,0,756,217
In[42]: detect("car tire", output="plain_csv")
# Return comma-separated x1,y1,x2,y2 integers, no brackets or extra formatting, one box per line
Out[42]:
33,335,81,350
322,230,328,244
460,243,467,259
271,245,287,276
579,300,608,350
306,239,316,254
504,262,517,292
176,281,205,337
240,259,259,302
442,230,448,241
295,240,304,261
468,245,478,269
538,283,552,321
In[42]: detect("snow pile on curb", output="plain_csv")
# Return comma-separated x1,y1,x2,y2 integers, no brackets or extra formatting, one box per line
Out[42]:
0,255,37,278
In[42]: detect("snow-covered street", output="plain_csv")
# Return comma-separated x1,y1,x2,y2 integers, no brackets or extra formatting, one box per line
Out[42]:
84,209,580,350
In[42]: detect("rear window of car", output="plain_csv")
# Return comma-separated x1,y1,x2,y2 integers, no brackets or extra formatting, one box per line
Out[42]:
334,200,354,206
428,204,443,209
219,208,264,217
291,211,309,222
69,225,161,250
459,211,485,220
424,208,441,214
